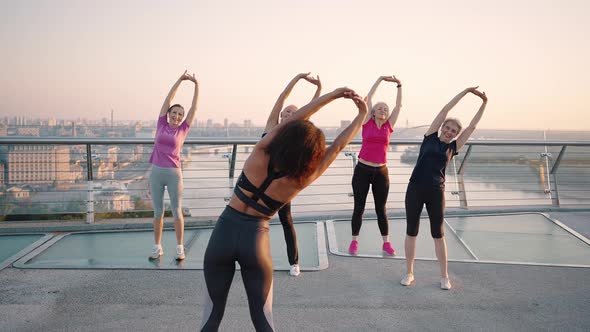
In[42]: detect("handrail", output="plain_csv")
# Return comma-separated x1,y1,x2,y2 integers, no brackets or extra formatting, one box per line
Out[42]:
2,136,590,222
2,136,590,146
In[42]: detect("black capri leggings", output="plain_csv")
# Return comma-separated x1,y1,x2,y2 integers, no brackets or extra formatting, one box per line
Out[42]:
404,182,445,238
351,162,390,236
278,202,298,265
201,206,275,332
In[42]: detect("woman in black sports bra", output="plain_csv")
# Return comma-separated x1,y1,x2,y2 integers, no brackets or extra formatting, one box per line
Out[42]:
261,72,321,277
200,87,367,332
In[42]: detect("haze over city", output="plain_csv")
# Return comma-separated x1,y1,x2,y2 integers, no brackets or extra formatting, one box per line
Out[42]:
1,0,589,130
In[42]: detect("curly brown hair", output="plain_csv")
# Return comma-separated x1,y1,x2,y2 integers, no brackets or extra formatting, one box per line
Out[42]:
265,120,326,185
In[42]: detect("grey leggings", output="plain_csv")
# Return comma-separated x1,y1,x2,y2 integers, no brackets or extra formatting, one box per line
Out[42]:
150,165,183,219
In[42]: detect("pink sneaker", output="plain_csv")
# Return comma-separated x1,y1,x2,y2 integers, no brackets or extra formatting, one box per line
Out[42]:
382,242,395,256
348,240,359,255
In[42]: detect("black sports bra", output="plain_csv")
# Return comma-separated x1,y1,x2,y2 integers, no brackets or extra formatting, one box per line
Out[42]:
233,163,286,216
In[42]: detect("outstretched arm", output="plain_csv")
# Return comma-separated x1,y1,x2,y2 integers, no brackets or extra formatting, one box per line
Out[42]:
386,76,403,127
259,87,358,148
455,90,488,150
425,87,477,136
264,72,311,132
308,92,368,184
306,75,322,101
159,70,190,117
365,75,401,125
365,76,384,124
366,76,388,113
184,73,199,126
288,87,354,123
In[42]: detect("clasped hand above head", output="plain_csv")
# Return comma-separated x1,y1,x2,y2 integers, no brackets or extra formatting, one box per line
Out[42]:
382,75,401,85
302,74,321,86
180,70,198,84
331,87,367,112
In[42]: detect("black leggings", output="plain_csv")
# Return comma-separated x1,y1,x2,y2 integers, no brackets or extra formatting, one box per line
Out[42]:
201,206,274,332
278,202,299,265
404,182,445,238
351,162,390,236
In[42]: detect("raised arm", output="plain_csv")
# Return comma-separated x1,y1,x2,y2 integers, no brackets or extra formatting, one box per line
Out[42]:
159,70,190,117
305,75,322,101
184,73,199,126
288,87,353,123
308,92,368,184
425,87,477,136
366,75,401,125
386,76,402,127
367,76,386,115
455,90,488,150
365,76,385,123
259,87,357,148
264,72,311,132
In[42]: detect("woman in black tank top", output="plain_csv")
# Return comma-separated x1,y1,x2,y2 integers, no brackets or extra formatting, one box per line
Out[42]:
200,86,367,332
401,87,488,291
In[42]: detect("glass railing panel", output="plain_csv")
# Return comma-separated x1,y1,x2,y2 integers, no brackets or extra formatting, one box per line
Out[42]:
0,143,88,221
452,145,552,207
181,144,236,217
2,139,589,223
550,145,590,206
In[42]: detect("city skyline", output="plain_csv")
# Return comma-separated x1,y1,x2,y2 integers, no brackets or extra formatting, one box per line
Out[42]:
1,1,589,131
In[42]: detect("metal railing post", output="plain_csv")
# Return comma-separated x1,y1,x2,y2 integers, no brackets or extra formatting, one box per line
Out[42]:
229,143,237,179
344,150,358,168
454,145,472,209
345,149,357,197
86,144,94,223
549,145,567,207
223,144,239,202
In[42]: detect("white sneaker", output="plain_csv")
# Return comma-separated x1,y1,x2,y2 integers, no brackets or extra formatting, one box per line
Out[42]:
289,264,300,277
149,245,163,260
441,277,452,290
400,274,415,286
175,245,186,261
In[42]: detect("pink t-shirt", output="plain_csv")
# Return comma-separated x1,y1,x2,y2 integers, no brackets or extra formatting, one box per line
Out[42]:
149,115,190,168
358,118,393,164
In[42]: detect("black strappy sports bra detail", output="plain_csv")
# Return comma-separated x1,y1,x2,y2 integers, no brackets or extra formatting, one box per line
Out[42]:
234,162,286,216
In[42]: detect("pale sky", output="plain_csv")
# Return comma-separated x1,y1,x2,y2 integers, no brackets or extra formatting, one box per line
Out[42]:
1,0,589,130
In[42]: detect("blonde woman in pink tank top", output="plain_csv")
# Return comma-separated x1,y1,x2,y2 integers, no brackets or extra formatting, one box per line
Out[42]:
348,75,403,256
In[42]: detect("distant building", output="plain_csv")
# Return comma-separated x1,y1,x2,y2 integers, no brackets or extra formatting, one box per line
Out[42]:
95,189,134,211
6,186,30,199
5,145,72,185
96,146,119,179
16,127,40,137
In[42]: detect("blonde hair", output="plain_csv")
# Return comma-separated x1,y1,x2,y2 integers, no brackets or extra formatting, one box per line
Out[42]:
371,102,389,119
442,118,462,133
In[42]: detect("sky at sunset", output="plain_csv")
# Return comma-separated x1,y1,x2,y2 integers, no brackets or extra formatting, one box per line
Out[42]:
1,0,588,130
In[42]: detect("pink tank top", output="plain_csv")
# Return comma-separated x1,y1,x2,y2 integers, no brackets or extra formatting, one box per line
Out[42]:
358,118,393,164
149,115,190,168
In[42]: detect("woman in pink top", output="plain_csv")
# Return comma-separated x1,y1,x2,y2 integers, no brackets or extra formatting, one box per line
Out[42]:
148,70,199,261
348,75,402,256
